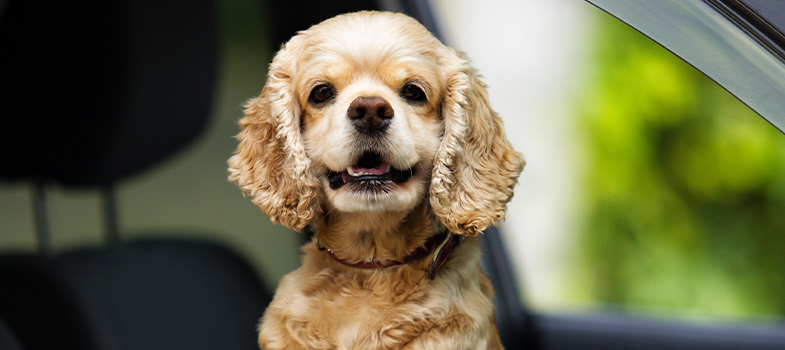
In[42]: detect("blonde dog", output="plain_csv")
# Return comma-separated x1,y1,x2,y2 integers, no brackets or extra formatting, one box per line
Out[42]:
229,11,524,350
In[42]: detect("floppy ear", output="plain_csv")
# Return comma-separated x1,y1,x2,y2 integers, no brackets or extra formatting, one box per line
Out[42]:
227,42,320,232
430,53,525,236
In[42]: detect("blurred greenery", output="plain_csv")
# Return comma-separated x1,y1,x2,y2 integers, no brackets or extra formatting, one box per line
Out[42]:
576,11,785,317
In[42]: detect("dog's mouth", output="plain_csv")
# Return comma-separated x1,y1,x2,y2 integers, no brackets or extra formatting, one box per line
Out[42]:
327,152,414,190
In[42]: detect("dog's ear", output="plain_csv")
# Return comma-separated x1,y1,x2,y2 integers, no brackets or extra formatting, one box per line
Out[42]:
430,52,525,236
228,40,320,232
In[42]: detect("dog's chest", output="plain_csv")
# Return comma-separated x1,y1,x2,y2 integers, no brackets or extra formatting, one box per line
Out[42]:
268,269,444,349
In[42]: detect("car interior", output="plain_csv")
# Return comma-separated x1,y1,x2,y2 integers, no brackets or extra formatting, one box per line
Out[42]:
1,0,269,349
1,0,783,349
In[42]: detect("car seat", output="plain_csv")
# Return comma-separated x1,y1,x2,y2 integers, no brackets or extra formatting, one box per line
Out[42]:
0,318,22,350
0,0,271,349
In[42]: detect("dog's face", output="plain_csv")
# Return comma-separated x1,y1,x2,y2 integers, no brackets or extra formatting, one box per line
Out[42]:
229,11,524,235
293,16,446,213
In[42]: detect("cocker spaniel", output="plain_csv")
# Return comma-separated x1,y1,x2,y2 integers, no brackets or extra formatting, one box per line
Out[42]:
229,11,524,350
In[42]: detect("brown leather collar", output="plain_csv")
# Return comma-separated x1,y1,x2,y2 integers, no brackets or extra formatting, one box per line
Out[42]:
316,230,462,280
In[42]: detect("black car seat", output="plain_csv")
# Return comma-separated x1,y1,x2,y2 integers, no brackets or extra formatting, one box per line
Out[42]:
0,318,22,350
0,241,269,350
0,0,271,349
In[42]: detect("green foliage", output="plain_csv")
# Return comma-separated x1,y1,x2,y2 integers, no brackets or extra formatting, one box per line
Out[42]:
577,12,785,317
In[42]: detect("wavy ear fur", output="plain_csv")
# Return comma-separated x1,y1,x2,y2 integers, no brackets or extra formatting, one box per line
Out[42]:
228,41,320,232
431,52,525,236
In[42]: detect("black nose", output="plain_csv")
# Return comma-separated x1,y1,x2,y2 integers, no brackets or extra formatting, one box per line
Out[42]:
347,96,393,134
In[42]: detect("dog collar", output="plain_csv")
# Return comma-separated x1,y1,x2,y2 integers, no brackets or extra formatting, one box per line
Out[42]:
316,230,462,280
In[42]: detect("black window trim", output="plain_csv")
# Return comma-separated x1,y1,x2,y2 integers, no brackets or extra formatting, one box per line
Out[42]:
705,0,785,64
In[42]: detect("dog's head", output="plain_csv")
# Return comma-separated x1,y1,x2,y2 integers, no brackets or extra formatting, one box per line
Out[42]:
229,11,524,236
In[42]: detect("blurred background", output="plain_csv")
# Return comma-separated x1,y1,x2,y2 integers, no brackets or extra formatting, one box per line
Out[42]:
434,1,785,321
1,0,783,326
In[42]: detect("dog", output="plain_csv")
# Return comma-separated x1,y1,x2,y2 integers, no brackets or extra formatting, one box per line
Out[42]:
228,11,524,350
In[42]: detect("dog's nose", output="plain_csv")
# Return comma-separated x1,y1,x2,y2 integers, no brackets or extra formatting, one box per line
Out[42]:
347,97,393,133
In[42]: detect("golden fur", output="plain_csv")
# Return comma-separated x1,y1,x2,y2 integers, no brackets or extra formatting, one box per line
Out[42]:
228,11,524,350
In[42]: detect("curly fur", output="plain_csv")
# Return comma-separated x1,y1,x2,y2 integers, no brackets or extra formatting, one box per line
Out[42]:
228,54,321,231
228,11,524,350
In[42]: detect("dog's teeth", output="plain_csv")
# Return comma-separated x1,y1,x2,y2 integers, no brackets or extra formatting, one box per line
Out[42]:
384,164,390,174
347,167,365,177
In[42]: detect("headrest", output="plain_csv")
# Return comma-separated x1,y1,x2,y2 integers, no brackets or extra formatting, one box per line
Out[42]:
0,0,217,187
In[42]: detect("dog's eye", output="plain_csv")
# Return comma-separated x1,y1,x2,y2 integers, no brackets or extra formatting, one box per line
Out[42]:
401,84,426,103
309,84,334,105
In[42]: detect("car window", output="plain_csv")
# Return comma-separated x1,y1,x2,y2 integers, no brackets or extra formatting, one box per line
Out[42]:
434,0,785,322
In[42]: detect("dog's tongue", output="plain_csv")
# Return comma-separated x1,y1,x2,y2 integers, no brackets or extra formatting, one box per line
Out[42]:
341,162,389,183
353,163,388,175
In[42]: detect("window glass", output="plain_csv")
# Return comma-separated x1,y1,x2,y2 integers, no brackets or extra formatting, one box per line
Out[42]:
434,1,785,320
